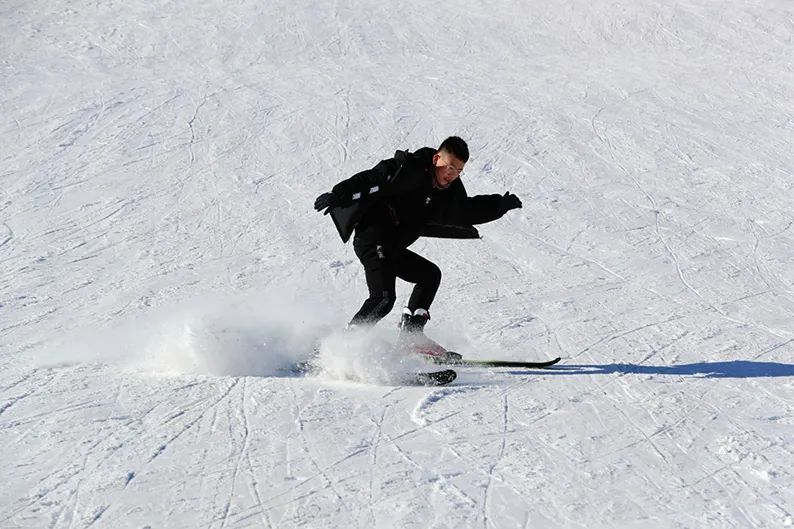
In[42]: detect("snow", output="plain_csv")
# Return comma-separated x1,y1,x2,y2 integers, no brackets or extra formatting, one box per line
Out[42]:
1,0,793,527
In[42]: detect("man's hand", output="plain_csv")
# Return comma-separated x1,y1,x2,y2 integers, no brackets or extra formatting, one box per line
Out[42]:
500,192,522,214
314,192,341,215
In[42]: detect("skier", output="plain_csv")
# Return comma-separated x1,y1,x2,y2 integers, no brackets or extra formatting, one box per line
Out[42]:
314,136,522,348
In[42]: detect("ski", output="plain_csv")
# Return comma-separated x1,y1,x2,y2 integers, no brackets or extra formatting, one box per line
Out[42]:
407,337,561,369
406,369,457,386
432,355,561,369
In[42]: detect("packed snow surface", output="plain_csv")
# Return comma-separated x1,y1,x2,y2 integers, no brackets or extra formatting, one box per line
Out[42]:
2,0,793,527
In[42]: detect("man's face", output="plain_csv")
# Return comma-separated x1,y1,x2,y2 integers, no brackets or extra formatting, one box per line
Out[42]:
432,150,465,190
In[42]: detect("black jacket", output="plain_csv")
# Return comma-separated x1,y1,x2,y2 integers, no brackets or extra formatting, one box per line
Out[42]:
328,147,507,246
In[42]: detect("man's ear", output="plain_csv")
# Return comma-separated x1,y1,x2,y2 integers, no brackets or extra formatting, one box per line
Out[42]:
432,152,440,165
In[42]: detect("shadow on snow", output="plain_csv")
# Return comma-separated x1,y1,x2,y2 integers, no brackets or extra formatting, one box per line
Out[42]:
537,360,794,379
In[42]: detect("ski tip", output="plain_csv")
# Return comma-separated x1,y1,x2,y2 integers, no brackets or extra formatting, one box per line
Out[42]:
410,369,457,386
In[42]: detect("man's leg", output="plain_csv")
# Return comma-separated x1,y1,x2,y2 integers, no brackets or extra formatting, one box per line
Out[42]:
349,242,397,326
393,249,442,314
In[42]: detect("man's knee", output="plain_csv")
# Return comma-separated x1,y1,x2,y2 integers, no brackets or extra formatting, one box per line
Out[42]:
426,263,442,287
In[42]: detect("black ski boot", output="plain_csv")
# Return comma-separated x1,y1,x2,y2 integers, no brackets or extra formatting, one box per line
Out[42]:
399,308,430,341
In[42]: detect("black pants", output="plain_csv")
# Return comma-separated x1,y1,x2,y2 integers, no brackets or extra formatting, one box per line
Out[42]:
349,239,441,326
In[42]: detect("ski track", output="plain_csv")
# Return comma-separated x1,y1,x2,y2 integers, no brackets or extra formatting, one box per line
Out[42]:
482,393,509,529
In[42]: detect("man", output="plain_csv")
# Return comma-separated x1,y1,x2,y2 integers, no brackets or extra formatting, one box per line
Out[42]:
314,136,522,342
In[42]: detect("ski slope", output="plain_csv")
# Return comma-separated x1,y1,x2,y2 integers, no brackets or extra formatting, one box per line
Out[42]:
2,0,793,527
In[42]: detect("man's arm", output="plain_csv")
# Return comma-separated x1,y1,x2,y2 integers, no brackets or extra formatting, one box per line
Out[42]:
464,192,522,225
330,157,402,205
314,155,404,215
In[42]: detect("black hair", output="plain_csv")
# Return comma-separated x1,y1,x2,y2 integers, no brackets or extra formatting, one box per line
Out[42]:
438,136,469,163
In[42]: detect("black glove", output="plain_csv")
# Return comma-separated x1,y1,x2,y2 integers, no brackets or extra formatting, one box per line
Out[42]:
314,192,341,215
500,192,522,214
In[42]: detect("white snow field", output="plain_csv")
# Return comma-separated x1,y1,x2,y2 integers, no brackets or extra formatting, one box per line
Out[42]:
2,0,793,527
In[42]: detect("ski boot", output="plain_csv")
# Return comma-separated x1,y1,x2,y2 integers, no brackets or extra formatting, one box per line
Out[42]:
398,308,455,362
399,307,430,337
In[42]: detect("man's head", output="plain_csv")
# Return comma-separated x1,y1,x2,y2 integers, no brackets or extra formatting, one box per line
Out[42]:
432,136,468,189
